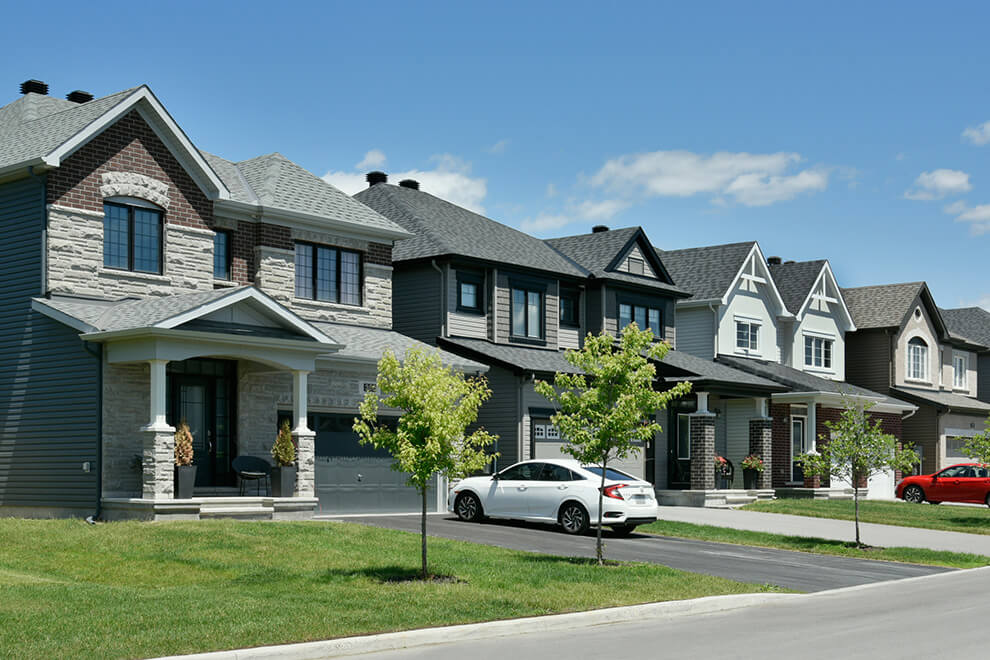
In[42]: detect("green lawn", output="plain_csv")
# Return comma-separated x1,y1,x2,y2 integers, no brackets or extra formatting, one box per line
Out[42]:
0,519,761,659
639,519,990,569
741,499,990,535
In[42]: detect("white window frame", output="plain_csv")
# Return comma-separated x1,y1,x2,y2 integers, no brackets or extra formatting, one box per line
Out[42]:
790,414,807,484
735,320,760,352
953,353,968,390
906,336,930,383
803,334,834,371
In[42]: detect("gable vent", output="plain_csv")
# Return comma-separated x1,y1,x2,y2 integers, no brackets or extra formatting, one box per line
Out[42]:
398,179,420,190
366,171,388,186
20,79,48,95
66,90,94,103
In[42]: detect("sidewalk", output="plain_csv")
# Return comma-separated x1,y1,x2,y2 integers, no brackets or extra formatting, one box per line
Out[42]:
657,506,990,555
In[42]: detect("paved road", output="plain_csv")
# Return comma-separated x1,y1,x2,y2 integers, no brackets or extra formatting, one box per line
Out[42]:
326,514,949,592
657,505,990,555
355,567,990,660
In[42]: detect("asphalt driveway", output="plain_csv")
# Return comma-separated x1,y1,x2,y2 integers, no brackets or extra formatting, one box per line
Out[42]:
324,514,950,592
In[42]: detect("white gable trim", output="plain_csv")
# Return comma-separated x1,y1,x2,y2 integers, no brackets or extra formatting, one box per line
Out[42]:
31,299,98,333
723,243,792,317
157,288,335,344
796,261,856,330
43,86,230,201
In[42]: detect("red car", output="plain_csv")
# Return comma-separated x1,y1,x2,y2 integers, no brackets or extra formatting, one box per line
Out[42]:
896,463,990,506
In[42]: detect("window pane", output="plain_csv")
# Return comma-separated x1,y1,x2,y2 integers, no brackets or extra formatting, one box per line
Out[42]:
133,208,161,273
512,289,526,336
527,291,541,338
460,282,477,309
648,308,661,336
213,232,229,280
295,243,313,299
315,247,337,302
736,322,748,349
619,304,632,330
634,306,647,330
814,338,822,366
103,204,129,269
749,324,759,350
804,337,813,365
823,340,832,369
340,250,360,305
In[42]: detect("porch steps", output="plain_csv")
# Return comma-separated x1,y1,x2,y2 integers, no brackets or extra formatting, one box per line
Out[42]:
198,497,273,520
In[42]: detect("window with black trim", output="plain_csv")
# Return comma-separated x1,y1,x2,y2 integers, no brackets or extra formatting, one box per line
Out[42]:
103,201,163,274
213,231,231,280
294,242,363,305
618,301,662,337
511,286,544,340
456,271,483,314
559,288,580,327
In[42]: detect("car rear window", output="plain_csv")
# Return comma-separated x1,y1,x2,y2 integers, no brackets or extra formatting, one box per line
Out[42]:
582,466,636,481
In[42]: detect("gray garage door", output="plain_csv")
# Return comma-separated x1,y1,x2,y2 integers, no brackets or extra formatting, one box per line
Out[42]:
297,413,438,515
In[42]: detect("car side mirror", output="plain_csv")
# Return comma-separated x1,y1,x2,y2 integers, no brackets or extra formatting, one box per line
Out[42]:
491,473,499,481
931,475,938,482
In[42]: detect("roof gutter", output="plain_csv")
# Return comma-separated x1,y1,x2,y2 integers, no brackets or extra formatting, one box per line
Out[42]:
432,260,447,337
216,198,413,241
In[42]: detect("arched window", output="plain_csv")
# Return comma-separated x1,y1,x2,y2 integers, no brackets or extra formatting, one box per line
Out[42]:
907,336,929,381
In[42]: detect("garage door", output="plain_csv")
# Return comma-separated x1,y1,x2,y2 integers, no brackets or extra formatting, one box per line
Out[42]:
530,416,644,479
285,413,438,515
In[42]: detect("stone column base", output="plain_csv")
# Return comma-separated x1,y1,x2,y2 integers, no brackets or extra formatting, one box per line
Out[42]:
293,429,317,497
141,427,176,500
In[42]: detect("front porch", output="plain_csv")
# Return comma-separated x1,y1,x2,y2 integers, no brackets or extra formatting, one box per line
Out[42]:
101,495,319,521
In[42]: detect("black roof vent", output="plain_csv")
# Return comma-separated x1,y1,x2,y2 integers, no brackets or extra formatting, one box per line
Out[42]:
20,79,48,95
66,90,94,103
591,225,610,233
784,260,796,265
398,179,419,190
366,171,388,186
767,256,782,265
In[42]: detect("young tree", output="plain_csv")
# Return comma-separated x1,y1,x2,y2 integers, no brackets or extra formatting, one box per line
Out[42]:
961,415,990,466
535,324,691,564
354,347,497,579
798,400,919,547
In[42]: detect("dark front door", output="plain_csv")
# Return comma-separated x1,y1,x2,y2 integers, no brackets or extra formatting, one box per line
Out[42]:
174,376,214,487
168,359,237,489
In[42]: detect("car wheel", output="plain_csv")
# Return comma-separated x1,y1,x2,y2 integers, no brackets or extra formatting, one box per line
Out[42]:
610,524,637,537
559,502,590,535
454,492,483,522
902,485,925,503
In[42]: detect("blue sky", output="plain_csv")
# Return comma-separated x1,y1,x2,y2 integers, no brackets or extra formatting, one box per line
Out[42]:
3,1,988,310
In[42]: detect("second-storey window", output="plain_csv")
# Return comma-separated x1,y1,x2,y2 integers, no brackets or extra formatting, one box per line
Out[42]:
618,302,662,336
736,320,759,350
103,202,163,274
512,287,543,339
294,242,362,305
953,354,967,389
456,272,483,314
907,337,929,381
213,231,230,280
559,288,580,327
804,336,833,369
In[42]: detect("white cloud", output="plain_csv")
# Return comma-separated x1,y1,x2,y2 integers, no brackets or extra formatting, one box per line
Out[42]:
575,199,630,221
904,169,972,200
356,149,386,170
520,213,572,235
487,139,509,155
943,201,990,235
322,152,488,214
963,121,990,146
589,150,829,206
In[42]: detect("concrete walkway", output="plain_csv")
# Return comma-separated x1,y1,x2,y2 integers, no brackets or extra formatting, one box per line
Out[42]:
658,506,990,555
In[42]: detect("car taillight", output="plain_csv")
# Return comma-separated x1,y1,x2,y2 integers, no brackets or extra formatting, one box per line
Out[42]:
602,484,628,500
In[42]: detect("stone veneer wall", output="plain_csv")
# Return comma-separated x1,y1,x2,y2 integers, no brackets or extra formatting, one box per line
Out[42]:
102,361,149,498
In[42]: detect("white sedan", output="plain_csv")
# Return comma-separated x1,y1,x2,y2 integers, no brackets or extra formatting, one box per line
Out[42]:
447,458,658,536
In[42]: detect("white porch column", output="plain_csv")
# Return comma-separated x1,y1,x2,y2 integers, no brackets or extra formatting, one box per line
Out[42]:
696,391,710,414
807,399,817,453
291,370,316,498
140,359,175,500
754,397,767,418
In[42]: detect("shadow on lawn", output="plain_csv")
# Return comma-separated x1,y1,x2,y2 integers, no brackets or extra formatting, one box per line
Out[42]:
320,566,463,584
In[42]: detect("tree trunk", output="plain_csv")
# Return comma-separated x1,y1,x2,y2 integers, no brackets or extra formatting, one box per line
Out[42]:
596,458,606,565
853,484,861,548
421,487,428,579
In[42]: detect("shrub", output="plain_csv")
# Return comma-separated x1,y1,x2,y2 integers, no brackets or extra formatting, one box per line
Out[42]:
174,420,194,466
271,419,296,467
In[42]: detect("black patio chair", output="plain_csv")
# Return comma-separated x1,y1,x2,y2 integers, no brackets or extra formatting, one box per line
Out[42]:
232,456,272,496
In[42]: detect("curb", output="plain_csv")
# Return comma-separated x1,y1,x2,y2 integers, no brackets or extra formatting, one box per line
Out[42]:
151,591,798,660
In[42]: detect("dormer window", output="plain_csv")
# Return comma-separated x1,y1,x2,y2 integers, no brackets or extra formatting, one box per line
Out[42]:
907,337,929,381
736,320,759,351
804,336,833,369
103,201,163,274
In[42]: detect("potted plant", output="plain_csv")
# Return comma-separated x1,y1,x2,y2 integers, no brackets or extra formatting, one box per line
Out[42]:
271,419,297,498
174,420,196,499
713,454,732,489
741,454,765,489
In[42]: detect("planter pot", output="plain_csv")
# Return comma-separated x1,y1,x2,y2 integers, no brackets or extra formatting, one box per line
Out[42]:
743,468,759,489
715,475,730,490
174,465,197,499
271,466,296,498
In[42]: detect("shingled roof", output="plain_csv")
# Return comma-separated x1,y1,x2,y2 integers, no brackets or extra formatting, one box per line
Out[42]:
656,242,756,301
940,307,990,349
768,260,827,315
355,183,587,277
545,227,689,296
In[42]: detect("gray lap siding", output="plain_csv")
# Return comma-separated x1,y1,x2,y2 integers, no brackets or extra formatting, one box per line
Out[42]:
0,175,99,514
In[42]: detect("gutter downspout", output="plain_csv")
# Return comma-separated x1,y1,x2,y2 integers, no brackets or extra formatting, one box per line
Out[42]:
708,302,719,357
431,260,446,338
83,342,103,523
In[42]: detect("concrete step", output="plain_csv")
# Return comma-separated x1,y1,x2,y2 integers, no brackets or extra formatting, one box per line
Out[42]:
198,506,273,520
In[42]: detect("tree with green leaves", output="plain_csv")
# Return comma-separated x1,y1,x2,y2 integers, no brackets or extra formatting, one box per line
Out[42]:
961,415,990,466
535,324,691,564
354,347,497,579
798,399,919,547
